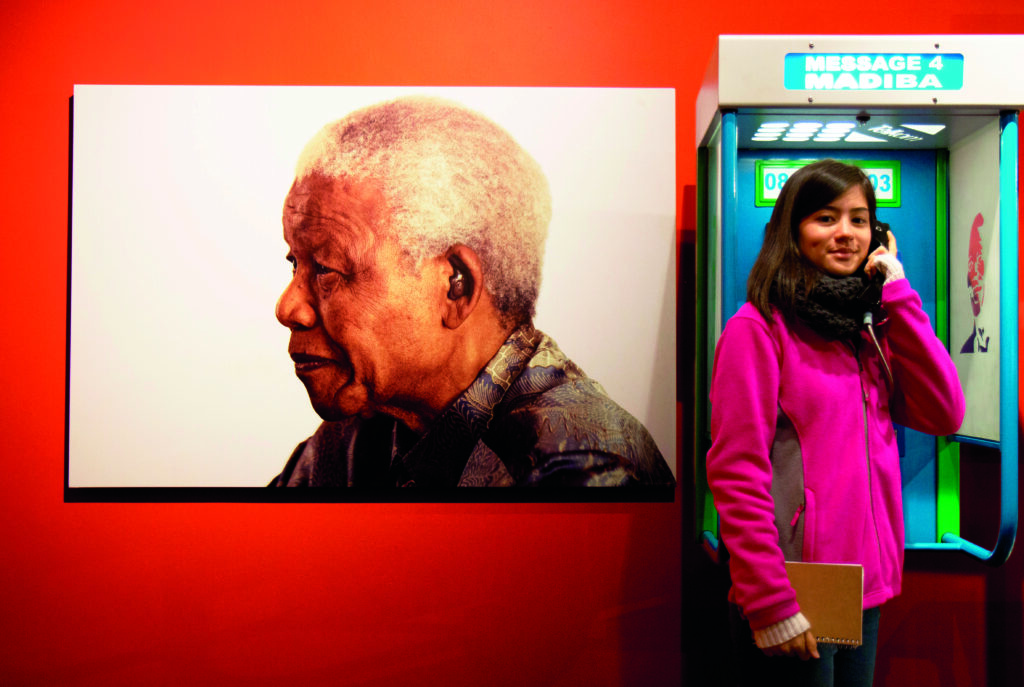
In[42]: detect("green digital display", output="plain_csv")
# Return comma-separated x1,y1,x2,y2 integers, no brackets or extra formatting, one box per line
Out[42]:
755,160,901,207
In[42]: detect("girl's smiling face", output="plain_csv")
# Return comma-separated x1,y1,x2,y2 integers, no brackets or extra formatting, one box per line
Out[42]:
797,185,872,277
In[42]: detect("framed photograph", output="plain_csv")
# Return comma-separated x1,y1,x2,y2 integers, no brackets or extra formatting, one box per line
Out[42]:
67,85,677,499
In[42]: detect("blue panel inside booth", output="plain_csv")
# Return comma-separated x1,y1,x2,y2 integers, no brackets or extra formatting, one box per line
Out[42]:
729,149,941,545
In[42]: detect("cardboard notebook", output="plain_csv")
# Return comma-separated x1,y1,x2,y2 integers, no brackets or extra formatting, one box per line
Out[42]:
785,561,864,647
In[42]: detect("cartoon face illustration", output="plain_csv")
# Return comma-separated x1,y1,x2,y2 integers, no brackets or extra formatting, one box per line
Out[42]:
967,212,985,318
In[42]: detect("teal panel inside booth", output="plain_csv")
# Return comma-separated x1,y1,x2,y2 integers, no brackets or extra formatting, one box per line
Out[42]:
727,149,943,545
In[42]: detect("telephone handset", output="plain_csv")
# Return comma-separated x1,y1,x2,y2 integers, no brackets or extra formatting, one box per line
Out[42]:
858,220,889,316
870,221,890,253
863,220,894,387
863,220,891,293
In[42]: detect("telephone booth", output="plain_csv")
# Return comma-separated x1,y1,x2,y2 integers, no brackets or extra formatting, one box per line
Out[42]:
695,35,1022,565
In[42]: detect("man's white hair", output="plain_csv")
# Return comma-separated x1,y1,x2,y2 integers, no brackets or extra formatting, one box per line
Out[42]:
294,95,552,326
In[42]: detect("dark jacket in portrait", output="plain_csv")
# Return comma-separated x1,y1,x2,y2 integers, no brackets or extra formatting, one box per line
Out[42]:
270,326,674,488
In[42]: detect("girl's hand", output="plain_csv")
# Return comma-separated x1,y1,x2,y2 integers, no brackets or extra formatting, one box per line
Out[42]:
763,629,820,661
865,230,896,278
865,230,904,283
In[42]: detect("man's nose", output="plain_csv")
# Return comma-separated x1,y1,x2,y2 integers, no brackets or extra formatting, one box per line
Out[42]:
276,277,317,330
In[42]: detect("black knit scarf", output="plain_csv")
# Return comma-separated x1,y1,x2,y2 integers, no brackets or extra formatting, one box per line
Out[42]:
789,273,882,340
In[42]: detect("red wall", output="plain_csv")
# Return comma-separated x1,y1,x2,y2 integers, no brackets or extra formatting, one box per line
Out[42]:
2,2,1022,685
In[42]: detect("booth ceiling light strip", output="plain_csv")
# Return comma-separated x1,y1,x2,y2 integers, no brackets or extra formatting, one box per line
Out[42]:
750,120,946,144
901,124,947,135
844,131,888,143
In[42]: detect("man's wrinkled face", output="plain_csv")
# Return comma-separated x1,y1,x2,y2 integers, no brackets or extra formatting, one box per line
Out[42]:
967,213,986,318
275,174,445,425
967,253,985,318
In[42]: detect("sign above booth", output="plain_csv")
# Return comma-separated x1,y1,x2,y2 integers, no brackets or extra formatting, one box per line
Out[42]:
697,35,1024,147
784,53,965,92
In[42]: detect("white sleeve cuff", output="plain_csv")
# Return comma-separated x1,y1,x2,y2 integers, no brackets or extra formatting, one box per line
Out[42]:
874,252,905,285
753,612,812,649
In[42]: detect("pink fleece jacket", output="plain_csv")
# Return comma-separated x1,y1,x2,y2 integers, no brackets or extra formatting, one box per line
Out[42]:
706,278,965,631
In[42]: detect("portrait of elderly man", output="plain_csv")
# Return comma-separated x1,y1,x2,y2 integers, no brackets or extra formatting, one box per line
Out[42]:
270,96,674,488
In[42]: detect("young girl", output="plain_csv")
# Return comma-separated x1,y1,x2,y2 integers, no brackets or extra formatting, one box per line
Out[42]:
706,159,965,686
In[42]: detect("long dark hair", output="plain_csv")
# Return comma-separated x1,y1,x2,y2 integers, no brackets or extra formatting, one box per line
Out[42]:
746,158,878,320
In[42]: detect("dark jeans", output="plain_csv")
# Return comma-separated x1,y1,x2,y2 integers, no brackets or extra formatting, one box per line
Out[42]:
728,604,881,687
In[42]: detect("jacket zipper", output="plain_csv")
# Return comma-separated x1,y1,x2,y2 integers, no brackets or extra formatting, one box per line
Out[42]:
857,350,886,570
790,503,805,527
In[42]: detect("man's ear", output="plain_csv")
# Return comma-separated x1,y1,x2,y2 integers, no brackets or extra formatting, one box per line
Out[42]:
441,244,484,329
